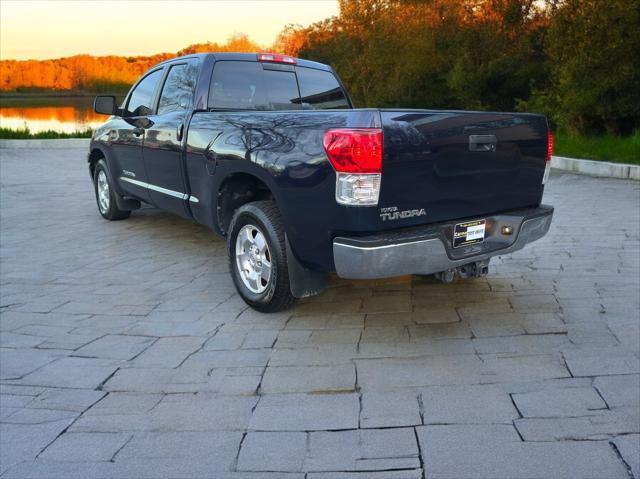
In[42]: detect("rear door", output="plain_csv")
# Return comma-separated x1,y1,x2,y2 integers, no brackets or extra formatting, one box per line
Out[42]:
143,60,200,216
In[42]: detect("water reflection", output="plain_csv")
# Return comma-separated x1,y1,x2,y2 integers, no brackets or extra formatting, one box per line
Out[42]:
0,97,106,133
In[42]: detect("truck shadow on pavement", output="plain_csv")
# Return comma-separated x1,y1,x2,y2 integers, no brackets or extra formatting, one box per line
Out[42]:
122,204,568,345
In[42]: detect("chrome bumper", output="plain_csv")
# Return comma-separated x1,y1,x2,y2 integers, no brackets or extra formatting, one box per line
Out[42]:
333,206,553,279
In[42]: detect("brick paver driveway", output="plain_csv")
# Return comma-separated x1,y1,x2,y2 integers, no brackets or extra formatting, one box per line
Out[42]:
1,147,639,479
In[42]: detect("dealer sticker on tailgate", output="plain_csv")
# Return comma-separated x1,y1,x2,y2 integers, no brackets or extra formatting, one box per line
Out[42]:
453,219,486,248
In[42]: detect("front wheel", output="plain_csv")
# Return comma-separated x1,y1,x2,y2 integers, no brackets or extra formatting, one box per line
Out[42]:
93,159,130,221
227,201,295,313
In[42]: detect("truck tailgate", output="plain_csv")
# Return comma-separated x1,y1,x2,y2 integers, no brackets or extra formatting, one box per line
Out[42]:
378,110,549,228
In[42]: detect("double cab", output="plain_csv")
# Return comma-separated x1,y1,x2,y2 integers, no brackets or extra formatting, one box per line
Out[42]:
90,52,554,312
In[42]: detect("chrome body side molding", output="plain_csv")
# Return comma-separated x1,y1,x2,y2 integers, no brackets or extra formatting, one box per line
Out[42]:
120,177,199,203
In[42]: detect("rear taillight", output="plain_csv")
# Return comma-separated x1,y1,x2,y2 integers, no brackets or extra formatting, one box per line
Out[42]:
257,52,297,64
323,128,383,206
543,129,553,184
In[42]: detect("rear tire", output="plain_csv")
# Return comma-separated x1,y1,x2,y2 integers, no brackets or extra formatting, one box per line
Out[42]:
227,201,295,313
93,159,131,221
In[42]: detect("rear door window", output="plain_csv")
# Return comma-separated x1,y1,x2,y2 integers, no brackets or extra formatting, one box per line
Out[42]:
296,67,350,109
157,61,199,115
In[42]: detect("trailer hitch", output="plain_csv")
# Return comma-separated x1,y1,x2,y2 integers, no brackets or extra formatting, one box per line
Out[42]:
434,259,490,283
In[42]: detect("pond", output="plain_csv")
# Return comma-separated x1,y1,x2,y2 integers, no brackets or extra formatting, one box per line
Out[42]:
0,96,114,133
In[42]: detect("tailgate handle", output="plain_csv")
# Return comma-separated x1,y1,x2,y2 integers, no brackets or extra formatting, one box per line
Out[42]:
469,134,497,152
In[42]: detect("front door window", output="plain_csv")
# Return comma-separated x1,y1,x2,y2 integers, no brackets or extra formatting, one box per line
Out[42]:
125,69,163,117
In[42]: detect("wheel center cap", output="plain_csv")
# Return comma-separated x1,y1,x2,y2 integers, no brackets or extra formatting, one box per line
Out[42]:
248,250,261,271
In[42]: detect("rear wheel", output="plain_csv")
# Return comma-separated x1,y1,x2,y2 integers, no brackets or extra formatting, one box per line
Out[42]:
93,159,131,221
228,201,295,312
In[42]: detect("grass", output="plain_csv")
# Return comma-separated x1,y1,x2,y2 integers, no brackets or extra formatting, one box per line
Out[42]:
0,126,92,139
554,130,639,165
0,95,124,109
0,96,93,108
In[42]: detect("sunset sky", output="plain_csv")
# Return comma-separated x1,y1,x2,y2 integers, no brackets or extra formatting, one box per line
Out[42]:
0,0,339,60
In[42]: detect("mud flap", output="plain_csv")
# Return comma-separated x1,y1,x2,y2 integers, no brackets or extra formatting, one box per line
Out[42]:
286,235,327,299
114,195,141,211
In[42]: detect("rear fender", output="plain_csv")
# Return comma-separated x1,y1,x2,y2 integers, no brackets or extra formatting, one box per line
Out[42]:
214,163,322,274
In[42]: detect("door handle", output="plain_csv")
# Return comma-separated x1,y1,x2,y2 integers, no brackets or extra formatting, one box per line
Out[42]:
469,134,497,152
176,124,184,142
132,127,144,137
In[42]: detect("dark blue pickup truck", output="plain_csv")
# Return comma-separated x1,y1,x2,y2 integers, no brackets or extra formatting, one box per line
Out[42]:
90,52,554,312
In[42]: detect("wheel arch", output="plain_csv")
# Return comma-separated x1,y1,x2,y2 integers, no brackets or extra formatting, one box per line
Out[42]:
88,147,107,179
214,170,281,236
213,167,327,299
88,146,140,212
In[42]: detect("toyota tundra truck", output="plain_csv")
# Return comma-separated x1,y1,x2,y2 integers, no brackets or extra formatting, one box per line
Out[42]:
89,52,554,312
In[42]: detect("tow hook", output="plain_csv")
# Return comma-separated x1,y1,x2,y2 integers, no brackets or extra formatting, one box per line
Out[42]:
434,259,490,283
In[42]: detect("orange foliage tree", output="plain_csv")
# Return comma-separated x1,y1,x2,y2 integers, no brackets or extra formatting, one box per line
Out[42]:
0,34,263,93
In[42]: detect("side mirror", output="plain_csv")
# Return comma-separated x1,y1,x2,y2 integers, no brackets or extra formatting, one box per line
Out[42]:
94,95,118,116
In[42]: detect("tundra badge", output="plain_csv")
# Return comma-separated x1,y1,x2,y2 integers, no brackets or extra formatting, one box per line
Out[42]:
380,206,426,222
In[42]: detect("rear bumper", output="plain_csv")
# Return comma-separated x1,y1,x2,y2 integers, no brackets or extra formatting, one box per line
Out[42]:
333,205,553,279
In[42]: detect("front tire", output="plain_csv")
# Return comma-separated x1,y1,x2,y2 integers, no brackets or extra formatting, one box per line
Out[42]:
93,159,131,221
228,201,295,313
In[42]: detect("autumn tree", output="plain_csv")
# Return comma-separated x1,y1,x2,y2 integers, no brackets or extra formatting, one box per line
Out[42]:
273,24,309,56
0,35,263,94
177,33,262,55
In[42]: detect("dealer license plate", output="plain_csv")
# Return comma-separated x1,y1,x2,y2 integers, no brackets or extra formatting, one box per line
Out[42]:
453,219,486,248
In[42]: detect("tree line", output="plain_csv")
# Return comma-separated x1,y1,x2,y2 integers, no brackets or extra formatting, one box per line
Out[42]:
0,35,262,94
2,1,638,135
275,0,639,135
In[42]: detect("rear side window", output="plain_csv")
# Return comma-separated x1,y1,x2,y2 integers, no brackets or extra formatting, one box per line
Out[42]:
125,69,163,117
157,62,199,115
209,61,301,110
296,67,350,109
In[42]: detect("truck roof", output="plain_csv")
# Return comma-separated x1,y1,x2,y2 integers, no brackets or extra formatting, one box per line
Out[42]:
157,52,332,71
